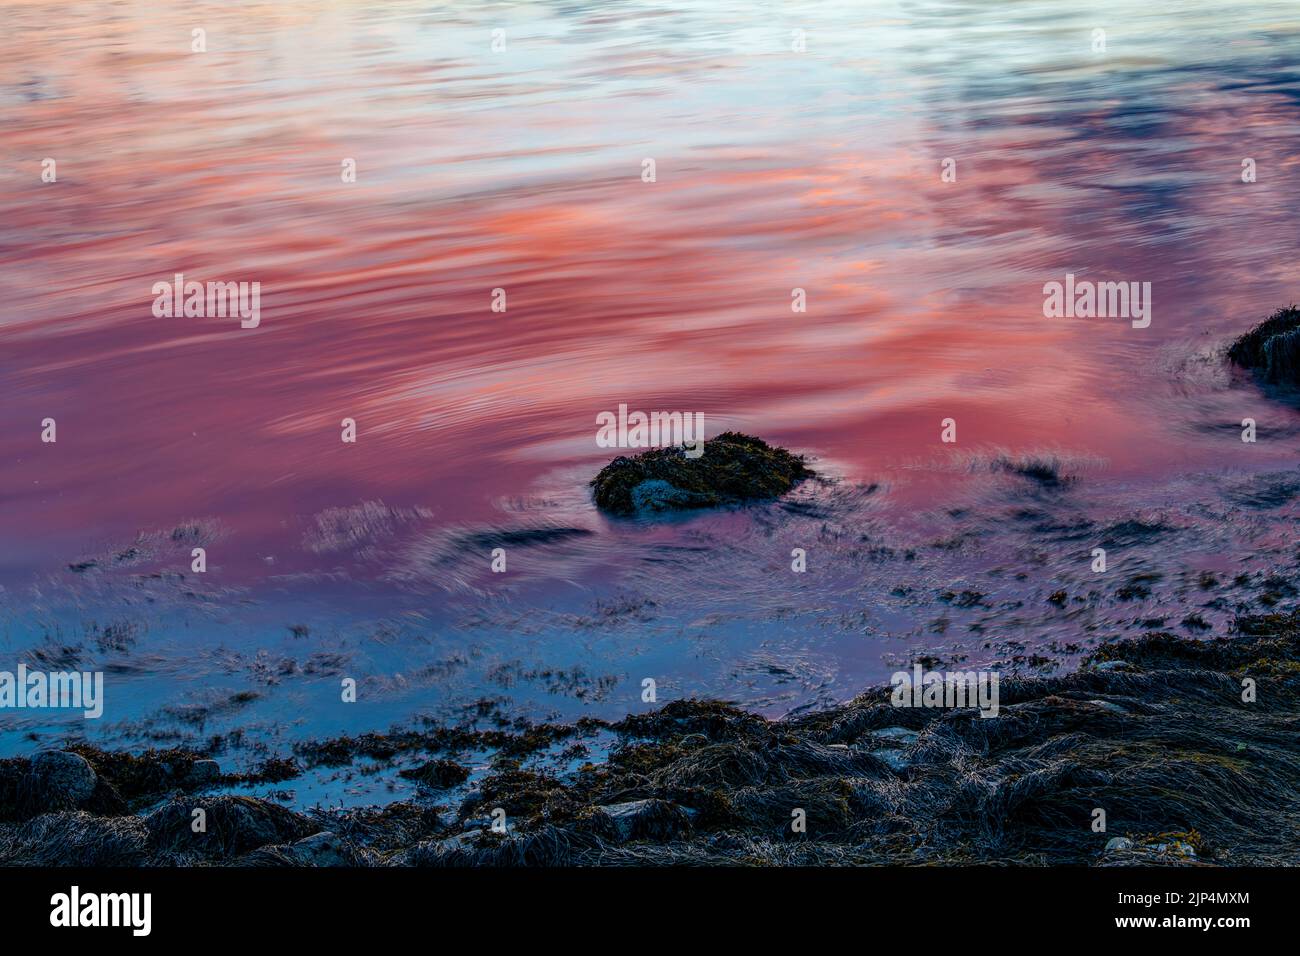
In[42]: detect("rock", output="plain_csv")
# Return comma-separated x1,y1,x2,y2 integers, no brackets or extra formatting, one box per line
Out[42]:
590,432,814,516
630,479,714,513
707,831,748,852
872,727,920,744
594,799,692,842
1086,699,1129,715
286,831,357,867
443,830,488,848
1104,834,1198,859
399,830,490,865
874,750,913,772
435,810,460,830
398,758,470,790
1228,306,1300,384
28,751,97,808
145,795,315,859
185,759,221,787
864,727,920,772
1147,838,1197,857
867,728,919,771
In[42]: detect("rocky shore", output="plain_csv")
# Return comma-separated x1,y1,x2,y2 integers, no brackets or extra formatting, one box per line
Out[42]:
4,613,1297,867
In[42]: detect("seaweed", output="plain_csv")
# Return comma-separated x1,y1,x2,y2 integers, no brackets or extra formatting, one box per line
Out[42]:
399,759,471,790
589,431,815,516
1228,305,1300,383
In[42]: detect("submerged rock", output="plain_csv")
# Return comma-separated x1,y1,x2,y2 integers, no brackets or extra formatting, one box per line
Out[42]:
1228,305,1300,384
590,431,815,516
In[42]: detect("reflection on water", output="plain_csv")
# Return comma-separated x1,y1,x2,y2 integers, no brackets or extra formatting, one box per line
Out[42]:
3,1,1300,790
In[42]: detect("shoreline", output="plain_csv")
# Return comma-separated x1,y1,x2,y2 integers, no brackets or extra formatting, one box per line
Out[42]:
3,614,1297,867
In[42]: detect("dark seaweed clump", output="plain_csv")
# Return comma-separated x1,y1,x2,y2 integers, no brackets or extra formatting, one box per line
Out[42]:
590,431,815,516
1228,305,1300,384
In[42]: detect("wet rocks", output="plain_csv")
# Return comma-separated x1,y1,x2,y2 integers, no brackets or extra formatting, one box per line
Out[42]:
145,795,316,859
1085,699,1129,715
872,750,912,772
184,759,222,788
871,727,920,744
593,799,693,843
590,432,814,516
865,728,920,771
283,831,360,867
629,479,713,512
25,751,97,811
398,831,480,865
1100,832,1201,864
1228,305,1300,384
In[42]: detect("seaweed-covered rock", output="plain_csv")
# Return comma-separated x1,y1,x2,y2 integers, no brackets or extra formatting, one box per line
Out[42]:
184,759,222,787
67,745,222,807
1099,831,1202,866
284,830,360,867
590,431,814,516
0,811,150,866
593,799,693,842
24,751,97,812
242,831,370,868
398,758,470,790
145,795,316,860
1228,305,1300,383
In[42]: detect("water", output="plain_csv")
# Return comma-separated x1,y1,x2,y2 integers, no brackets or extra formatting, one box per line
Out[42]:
3,0,1300,802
